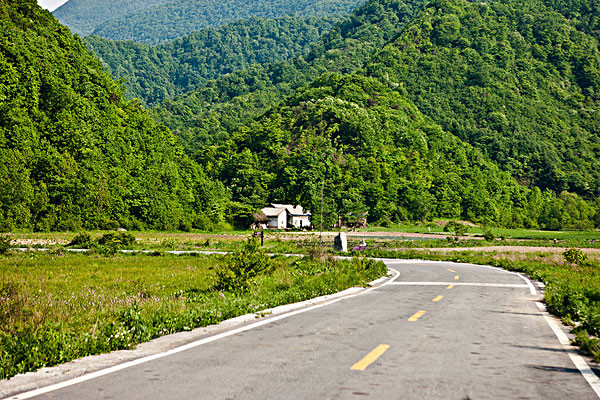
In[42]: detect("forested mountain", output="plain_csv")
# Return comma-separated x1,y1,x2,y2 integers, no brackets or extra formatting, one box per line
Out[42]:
91,0,368,44
3,0,599,231
540,0,600,39
206,73,537,227
0,0,228,231
365,0,600,197
154,0,600,229
199,71,595,229
53,0,167,36
85,15,341,106
155,0,431,148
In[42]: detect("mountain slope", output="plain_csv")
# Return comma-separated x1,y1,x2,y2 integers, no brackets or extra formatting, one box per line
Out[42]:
154,0,430,148
85,15,341,106
92,0,368,44
365,0,600,197
0,0,228,231
53,0,167,36
204,72,593,228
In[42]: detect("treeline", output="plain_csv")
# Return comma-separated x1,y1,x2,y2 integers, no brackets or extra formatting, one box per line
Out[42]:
91,0,367,44
85,15,341,106
0,0,228,232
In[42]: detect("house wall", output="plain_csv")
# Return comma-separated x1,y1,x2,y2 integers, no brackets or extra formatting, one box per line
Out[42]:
291,216,310,228
267,213,287,229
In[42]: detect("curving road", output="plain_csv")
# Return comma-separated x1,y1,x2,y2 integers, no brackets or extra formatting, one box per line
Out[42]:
6,260,600,399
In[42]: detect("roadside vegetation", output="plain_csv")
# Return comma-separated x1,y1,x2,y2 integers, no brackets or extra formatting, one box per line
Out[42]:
0,238,386,379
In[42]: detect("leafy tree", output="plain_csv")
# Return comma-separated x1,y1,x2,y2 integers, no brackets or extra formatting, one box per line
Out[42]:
0,0,229,231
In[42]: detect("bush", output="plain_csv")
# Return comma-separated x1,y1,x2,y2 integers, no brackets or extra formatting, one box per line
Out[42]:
444,221,467,237
67,232,93,248
97,232,136,247
0,235,11,255
563,248,587,265
215,237,272,292
483,230,496,241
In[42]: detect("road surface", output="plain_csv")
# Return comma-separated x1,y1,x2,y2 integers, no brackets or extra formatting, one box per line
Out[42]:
5,260,600,399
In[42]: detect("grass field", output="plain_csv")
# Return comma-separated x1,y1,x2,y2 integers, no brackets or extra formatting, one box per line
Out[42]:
0,245,386,379
3,225,600,379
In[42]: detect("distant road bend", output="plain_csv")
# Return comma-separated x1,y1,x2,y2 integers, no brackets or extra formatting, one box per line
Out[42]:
6,259,600,399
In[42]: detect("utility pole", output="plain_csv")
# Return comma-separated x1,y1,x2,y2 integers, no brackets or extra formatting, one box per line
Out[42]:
320,179,324,247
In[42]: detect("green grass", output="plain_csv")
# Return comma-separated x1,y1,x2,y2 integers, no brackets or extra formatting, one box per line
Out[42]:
0,249,386,379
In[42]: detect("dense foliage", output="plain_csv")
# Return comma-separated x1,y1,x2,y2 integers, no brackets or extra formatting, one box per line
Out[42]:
85,15,340,106
91,0,368,44
153,0,600,229
199,72,584,229
0,0,228,231
540,0,600,39
366,0,600,197
52,0,167,36
154,0,430,148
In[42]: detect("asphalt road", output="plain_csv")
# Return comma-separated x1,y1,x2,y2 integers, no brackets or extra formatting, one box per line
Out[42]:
13,260,600,399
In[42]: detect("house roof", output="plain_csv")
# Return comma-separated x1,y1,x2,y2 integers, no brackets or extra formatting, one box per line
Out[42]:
252,212,269,223
270,203,311,216
261,207,287,217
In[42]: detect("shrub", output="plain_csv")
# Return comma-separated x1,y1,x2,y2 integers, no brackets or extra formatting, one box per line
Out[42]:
67,232,93,248
563,248,587,265
97,232,136,247
483,230,496,241
215,237,272,292
0,235,11,255
444,221,467,237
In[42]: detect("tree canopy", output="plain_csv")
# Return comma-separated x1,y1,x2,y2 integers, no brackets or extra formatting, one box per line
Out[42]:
0,0,228,231
87,0,368,44
85,15,341,106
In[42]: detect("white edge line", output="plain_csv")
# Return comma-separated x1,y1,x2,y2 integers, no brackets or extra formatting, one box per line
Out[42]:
384,259,537,295
388,282,529,288
535,302,600,398
3,267,400,400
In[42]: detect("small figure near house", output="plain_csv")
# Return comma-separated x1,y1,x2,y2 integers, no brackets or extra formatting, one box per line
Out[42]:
333,232,348,252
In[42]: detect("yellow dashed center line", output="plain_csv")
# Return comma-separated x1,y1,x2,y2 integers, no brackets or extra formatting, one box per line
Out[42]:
454,275,460,280
351,344,390,371
447,269,456,273
432,295,443,302
446,284,454,289
408,310,426,322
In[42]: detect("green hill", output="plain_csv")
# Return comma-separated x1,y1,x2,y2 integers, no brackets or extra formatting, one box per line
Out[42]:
155,0,600,229
365,0,600,197
85,15,341,106
53,0,167,36
154,0,430,148
202,72,595,229
91,0,368,44
0,0,228,231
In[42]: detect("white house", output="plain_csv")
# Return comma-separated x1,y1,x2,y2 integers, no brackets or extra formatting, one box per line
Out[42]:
260,204,311,229
261,207,288,229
